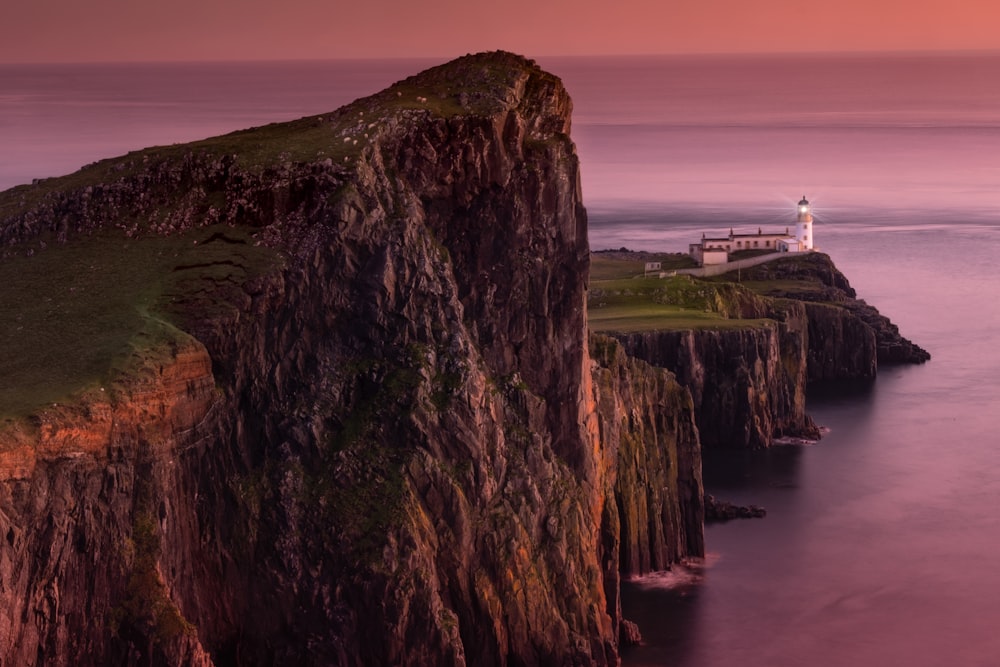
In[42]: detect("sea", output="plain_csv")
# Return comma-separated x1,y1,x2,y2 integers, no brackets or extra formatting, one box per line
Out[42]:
3,53,1000,666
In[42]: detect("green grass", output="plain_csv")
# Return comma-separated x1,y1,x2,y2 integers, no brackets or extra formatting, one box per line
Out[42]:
733,279,825,296
0,225,278,418
588,300,772,333
0,52,549,419
590,252,697,280
592,276,665,292
4,99,391,214
589,254,777,333
0,54,543,220
589,258,647,281
0,114,360,219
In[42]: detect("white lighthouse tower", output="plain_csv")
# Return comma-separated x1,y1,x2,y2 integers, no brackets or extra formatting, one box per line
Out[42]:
796,195,814,250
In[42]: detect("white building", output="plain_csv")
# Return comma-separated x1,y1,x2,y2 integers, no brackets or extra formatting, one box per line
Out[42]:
794,195,814,250
689,196,815,266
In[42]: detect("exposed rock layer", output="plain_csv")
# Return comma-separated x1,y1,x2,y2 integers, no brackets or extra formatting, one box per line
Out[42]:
612,302,818,449
0,53,703,666
739,253,930,371
704,494,766,522
590,335,704,575
607,253,927,449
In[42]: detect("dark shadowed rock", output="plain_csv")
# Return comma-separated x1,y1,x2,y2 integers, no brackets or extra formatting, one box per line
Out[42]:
704,494,767,522
736,252,930,369
612,303,819,450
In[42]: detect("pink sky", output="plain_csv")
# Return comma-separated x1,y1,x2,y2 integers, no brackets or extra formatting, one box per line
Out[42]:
3,0,998,63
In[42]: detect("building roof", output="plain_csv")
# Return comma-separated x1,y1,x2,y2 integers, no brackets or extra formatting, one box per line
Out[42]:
730,233,793,239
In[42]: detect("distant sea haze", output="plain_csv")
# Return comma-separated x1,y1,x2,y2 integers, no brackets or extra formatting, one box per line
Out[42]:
561,52,1000,224
5,53,1000,667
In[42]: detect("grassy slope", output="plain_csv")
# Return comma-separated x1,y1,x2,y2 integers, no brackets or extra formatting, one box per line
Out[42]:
0,225,277,418
0,85,382,421
588,253,773,333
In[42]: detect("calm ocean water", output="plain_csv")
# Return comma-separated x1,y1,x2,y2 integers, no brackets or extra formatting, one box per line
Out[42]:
3,53,1000,665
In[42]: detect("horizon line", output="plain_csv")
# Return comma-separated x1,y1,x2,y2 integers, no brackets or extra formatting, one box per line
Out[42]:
4,47,1000,68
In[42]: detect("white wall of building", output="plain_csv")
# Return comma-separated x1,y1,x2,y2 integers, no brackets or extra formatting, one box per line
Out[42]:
796,220,813,250
702,249,729,265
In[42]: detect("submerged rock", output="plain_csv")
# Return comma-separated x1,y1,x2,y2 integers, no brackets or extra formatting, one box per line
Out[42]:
704,494,767,522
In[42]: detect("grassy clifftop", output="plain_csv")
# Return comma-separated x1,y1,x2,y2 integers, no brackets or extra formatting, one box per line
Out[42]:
588,250,777,332
0,225,277,418
589,249,929,364
0,51,556,220
0,51,565,420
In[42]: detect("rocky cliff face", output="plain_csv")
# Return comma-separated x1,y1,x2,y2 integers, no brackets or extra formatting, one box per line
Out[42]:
739,252,930,374
590,335,703,574
802,301,878,382
0,52,703,666
612,302,817,449
0,340,218,667
603,253,927,449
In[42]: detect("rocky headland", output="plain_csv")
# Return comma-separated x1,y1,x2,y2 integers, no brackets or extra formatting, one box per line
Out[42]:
0,51,927,666
590,250,929,449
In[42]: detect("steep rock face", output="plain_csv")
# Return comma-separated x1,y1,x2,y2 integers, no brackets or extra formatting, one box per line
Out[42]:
739,252,930,370
599,252,928,449
842,299,930,365
0,52,703,666
612,303,816,449
803,301,878,382
590,335,703,575
0,339,218,666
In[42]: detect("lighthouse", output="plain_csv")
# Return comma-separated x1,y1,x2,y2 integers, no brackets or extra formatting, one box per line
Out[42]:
688,195,817,265
796,195,814,250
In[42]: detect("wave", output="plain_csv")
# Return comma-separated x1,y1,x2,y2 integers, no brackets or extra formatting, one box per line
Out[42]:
627,554,721,590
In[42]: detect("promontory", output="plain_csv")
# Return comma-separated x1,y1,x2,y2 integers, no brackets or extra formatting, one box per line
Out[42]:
0,51,926,666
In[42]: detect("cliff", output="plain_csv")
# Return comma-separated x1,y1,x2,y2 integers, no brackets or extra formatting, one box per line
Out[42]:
592,252,928,449
738,252,930,374
611,301,816,449
0,52,703,666
590,335,703,575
